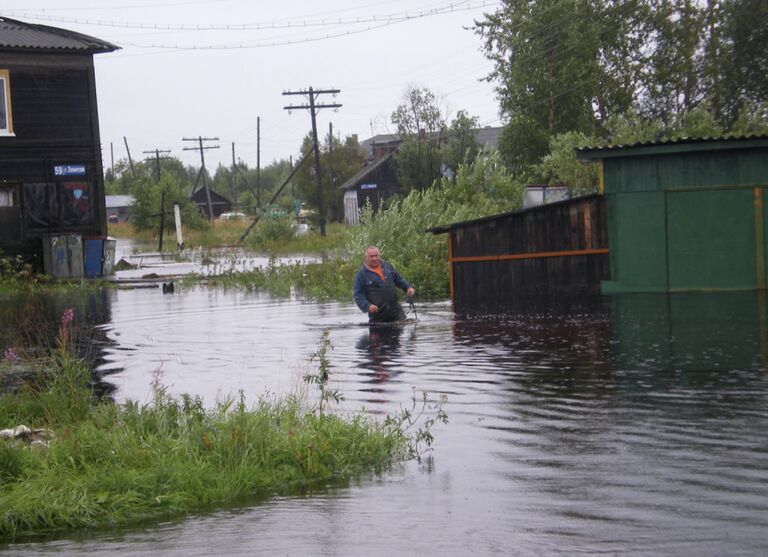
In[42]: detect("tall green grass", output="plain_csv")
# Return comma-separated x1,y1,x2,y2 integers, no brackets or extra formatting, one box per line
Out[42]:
0,347,423,541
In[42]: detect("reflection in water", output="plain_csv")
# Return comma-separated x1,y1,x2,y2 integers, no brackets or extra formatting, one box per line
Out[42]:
1,289,767,556
356,325,404,385
0,290,119,397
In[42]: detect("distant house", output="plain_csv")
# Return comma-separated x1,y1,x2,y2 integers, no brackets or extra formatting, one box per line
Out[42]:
343,126,504,224
0,17,118,265
105,195,135,223
191,187,232,220
358,126,503,160
340,152,400,225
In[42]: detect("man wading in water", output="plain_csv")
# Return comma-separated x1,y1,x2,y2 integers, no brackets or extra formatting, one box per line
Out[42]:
353,246,416,323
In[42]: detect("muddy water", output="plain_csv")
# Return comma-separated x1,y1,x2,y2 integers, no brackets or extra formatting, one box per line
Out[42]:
2,287,768,556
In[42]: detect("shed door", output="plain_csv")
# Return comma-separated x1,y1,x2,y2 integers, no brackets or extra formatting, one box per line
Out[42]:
666,189,756,290
344,190,359,225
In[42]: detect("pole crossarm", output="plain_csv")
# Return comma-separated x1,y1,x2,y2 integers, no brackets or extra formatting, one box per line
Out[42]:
281,86,342,237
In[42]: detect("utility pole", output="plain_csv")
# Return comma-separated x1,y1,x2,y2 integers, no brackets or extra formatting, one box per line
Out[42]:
328,122,335,209
142,148,171,251
182,136,220,222
231,142,238,209
283,87,342,236
110,142,114,175
123,136,136,178
256,116,261,208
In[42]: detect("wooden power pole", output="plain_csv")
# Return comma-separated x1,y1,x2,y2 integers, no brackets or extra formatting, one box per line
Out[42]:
142,148,171,251
182,136,220,222
282,87,341,236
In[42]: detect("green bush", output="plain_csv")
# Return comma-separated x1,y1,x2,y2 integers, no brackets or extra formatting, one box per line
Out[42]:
346,153,523,298
252,216,296,244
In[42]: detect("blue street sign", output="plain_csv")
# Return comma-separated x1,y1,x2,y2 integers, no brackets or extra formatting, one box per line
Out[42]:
360,183,377,190
54,164,86,177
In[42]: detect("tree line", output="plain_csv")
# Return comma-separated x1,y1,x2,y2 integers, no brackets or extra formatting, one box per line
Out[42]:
475,0,768,189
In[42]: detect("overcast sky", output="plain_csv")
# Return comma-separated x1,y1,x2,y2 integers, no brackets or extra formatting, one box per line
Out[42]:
3,0,503,170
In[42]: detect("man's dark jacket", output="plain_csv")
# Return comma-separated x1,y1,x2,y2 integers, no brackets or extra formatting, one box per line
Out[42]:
353,261,411,322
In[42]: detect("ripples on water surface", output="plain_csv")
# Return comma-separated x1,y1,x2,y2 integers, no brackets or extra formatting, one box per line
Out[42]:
2,287,767,556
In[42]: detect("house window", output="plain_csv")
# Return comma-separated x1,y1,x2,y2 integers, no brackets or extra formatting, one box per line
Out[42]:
0,187,14,207
0,70,14,136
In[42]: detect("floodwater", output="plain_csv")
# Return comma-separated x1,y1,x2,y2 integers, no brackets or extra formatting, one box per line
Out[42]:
1,282,768,556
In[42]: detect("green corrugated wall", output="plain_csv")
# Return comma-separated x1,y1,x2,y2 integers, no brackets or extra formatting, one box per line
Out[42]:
600,144,768,293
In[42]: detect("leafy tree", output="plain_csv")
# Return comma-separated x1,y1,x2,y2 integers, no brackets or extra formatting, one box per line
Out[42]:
293,132,366,222
391,86,446,189
441,111,481,176
476,0,645,169
535,132,601,197
105,156,194,197
131,173,206,234
390,87,482,189
477,0,768,178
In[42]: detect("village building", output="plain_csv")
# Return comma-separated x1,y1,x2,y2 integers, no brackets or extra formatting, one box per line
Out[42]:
191,187,233,220
105,194,135,223
342,126,503,225
0,17,117,274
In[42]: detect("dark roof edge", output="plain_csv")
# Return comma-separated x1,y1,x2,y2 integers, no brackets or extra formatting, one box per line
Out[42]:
0,16,120,53
576,134,768,161
427,193,603,234
339,152,395,191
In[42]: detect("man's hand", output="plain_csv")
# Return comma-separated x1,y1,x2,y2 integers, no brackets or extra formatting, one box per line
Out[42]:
406,287,415,299
368,304,379,314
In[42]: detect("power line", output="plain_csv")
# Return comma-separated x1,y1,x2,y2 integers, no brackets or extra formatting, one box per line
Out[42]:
1,1,501,49
2,1,486,31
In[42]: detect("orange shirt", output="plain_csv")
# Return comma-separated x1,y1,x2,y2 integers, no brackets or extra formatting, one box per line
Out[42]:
370,265,385,281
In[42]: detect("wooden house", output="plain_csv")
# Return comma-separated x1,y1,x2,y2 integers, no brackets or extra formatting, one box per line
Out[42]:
0,17,118,266
344,127,504,224
340,152,400,224
191,187,232,220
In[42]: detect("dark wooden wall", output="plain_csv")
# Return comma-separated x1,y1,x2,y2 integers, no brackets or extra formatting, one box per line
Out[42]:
354,156,401,213
448,194,610,313
192,188,233,219
0,51,107,260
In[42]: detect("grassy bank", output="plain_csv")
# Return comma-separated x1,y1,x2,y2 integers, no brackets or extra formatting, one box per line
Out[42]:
109,220,351,255
0,339,442,541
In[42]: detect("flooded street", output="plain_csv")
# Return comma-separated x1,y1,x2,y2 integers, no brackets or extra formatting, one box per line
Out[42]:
2,284,768,556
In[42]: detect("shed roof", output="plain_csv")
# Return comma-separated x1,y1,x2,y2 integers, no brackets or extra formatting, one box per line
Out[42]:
359,126,504,156
576,134,768,161
0,17,119,53
427,193,602,234
339,152,395,191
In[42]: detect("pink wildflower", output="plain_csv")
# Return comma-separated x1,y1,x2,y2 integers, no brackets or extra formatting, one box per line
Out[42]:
61,308,74,326
3,347,18,362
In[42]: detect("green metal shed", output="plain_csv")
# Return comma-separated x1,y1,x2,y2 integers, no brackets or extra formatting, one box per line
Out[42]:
576,135,768,293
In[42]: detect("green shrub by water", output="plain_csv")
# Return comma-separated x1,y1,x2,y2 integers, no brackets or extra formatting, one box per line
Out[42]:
0,351,425,540
201,155,522,300
345,153,523,298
